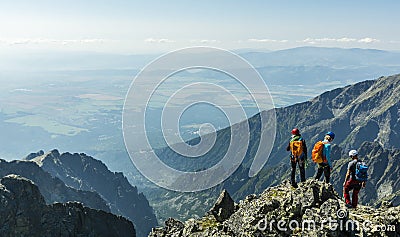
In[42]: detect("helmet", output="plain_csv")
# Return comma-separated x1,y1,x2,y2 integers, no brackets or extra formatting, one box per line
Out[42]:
291,128,300,135
349,150,358,157
326,131,335,140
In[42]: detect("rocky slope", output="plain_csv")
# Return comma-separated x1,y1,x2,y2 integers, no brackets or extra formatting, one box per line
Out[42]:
149,179,399,237
26,149,157,237
144,74,400,222
0,158,108,211
0,174,136,237
158,73,400,170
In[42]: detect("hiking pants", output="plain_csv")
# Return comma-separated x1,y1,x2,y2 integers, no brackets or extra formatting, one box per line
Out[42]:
315,163,330,183
343,179,362,208
291,158,305,184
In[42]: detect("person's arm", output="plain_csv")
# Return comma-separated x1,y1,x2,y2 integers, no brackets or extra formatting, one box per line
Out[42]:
362,181,366,188
303,140,308,159
286,142,290,151
343,170,350,186
325,144,332,167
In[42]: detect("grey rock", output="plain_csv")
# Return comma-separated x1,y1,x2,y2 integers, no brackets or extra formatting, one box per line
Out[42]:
23,150,44,160
149,179,400,236
208,189,235,222
0,174,136,237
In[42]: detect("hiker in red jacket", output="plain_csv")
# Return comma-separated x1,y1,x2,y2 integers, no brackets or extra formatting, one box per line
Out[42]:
343,150,367,208
286,128,307,188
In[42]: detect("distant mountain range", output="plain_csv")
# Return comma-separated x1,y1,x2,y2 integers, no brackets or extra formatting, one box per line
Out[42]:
241,47,400,67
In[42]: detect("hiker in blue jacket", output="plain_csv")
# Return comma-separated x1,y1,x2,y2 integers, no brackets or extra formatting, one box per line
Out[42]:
315,131,335,183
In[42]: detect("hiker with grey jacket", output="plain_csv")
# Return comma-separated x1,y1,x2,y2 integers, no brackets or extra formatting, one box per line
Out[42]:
343,149,367,208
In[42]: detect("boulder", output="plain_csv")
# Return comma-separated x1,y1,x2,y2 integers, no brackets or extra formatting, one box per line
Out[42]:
208,189,235,222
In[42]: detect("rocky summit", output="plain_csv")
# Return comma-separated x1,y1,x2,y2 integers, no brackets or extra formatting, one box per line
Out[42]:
149,179,399,237
0,174,136,237
0,158,109,211
27,149,157,237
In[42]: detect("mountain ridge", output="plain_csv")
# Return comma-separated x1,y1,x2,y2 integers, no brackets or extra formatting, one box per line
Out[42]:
0,174,136,237
0,158,109,211
27,149,157,237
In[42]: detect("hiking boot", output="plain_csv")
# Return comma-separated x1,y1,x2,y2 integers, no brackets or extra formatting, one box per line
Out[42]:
291,182,298,188
345,203,353,208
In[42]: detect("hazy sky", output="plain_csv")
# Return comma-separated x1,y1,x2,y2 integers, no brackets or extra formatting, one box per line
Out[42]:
1,0,400,54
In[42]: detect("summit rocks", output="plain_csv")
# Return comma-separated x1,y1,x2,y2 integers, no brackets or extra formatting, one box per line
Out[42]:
149,179,399,236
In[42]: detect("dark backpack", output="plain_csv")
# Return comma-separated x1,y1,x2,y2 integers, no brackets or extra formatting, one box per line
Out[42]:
355,161,368,181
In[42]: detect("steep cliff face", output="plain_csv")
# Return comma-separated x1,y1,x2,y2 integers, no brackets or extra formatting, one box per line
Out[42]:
0,174,136,237
149,180,400,237
0,158,108,211
27,149,157,237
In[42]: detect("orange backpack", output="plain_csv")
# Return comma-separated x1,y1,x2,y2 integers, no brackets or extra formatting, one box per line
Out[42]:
311,141,325,163
290,140,304,158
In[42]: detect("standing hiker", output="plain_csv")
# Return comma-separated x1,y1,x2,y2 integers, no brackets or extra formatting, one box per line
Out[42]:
286,128,307,188
343,150,368,208
313,131,335,183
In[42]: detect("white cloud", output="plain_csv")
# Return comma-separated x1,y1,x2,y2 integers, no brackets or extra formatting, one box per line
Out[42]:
248,38,288,43
358,37,380,43
190,39,220,44
300,37,379,44
337,37,357,42
11,88,33,92
300,38,316,44
0,38,109,45
144,38,175,43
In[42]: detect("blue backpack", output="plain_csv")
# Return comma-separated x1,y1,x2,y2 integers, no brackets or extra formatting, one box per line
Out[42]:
355,161,368,181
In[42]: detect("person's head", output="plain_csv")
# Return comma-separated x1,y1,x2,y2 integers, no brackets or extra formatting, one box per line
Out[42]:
349,150,358,159
324,131,335,142
291,128,300,136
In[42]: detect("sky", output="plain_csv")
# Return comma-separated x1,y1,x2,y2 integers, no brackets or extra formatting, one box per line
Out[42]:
1,0,400,54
